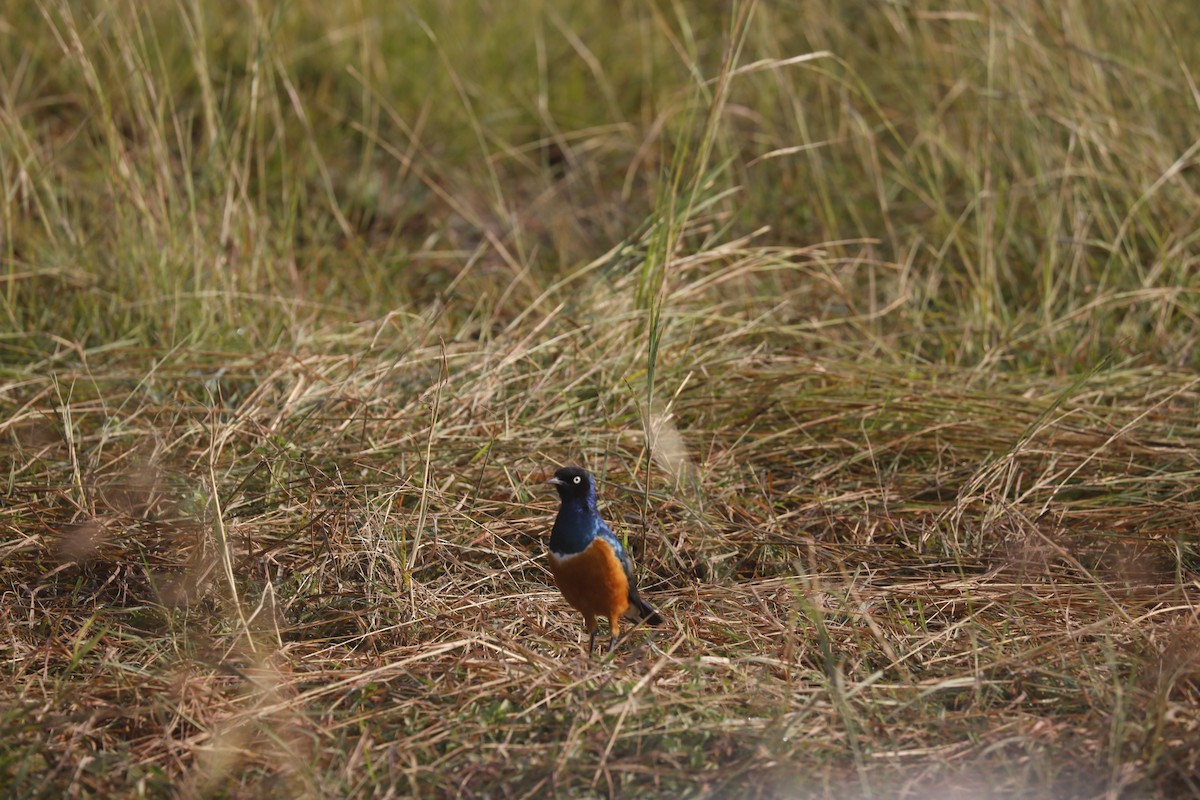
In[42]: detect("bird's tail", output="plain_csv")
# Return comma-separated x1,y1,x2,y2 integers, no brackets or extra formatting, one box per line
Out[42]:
630,594,663,626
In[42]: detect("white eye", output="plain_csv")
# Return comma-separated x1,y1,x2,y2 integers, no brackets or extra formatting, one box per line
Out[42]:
573,476,581,484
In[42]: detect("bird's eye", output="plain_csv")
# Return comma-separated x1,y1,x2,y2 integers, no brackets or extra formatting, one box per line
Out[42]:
573,476,581,484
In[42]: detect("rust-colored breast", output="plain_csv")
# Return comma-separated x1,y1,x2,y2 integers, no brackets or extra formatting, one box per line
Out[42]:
548,538,631,621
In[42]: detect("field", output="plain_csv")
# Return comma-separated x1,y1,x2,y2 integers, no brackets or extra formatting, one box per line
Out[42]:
3,1,1200,797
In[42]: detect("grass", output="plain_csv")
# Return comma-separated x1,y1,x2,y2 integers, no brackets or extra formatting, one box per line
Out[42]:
3,0,1200,797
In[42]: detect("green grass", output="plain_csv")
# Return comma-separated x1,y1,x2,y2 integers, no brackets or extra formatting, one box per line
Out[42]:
3,0,1200,797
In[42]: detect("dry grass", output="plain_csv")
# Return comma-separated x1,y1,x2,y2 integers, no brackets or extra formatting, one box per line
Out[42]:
3,1,1200,798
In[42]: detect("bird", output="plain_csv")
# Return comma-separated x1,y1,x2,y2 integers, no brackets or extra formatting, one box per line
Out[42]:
545,466,662,655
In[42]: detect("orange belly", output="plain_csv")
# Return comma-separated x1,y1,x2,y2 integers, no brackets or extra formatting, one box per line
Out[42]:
548,538,630,621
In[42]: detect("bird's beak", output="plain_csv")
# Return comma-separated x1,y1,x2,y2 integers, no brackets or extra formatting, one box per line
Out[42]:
546,476,564,487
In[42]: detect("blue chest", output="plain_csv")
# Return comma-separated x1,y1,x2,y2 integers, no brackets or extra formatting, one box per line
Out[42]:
550,501,601,555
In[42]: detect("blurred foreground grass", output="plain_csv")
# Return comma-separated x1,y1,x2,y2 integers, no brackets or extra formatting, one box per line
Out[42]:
2,1,1200,797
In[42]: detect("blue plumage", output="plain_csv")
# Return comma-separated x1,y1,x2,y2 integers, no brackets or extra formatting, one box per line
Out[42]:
549,474,621,556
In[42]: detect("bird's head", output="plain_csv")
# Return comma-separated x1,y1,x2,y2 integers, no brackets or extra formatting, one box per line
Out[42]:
547,466,594,502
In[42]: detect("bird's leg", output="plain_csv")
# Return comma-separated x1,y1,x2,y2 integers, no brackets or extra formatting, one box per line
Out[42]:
608,618,621,653
584,614,598,658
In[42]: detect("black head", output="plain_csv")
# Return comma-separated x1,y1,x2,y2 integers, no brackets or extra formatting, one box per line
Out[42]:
547,466,594,502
